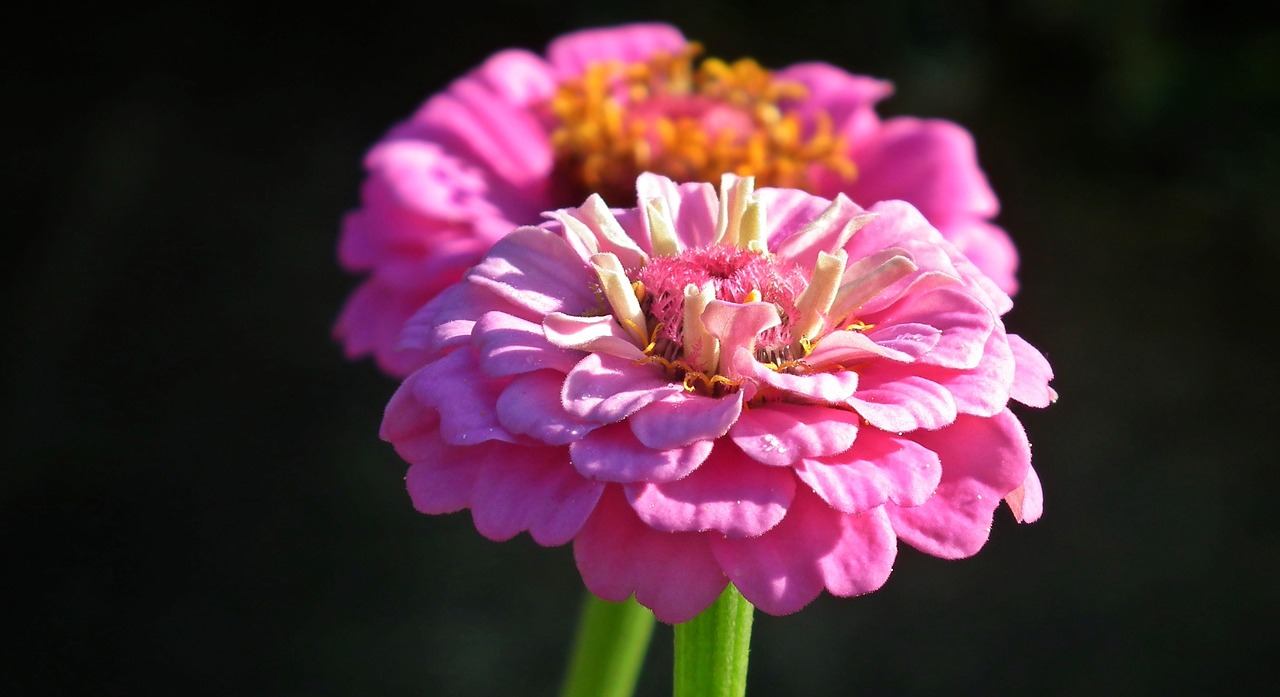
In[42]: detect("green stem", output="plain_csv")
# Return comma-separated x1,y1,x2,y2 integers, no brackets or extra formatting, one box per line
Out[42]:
673,584,755,697
559,592,656,697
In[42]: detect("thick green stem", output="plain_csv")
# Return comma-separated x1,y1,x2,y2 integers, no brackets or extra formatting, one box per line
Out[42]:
673,584,755,697
558,592,656,697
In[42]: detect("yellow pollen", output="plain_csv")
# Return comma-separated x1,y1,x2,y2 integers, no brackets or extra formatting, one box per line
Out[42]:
548,43,857,202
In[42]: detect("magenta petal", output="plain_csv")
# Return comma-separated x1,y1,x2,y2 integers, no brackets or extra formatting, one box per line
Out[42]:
546,23,687,77
712,488,897,616
1008,333,1058,407
570,422,713,483
629,391,743,450
795,429,942,514
908,330,1015,418
413,349,516,445
730,403,860,466
574,487,728,624
401,278,537,356
472,311,582,377
333,280,434,378
562,352,683,423
625,442,796,537
888,410,1032,559
496,370,597,445
636,173,718,249
848,373,958,433
468,226,597,315
471,443,604,546
1005,466,1044,523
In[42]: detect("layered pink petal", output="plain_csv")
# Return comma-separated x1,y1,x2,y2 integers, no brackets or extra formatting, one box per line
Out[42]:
1005,466,1044,523
628,391,744,450
847,373,958,433
561,352,683,423
636,173,718,249
468,227,597,315
795,429,942,514
574,487,728,624
413,349,516,445
471,443,604,546
712,488,896,616
869,286,995,370
543,313,647,361
773,63,892,145
472,311,582,377
888,410,1032,559
333,280,434,377
625,441,795,537
569,422,713,483
496,370,597,445
730,403,860,466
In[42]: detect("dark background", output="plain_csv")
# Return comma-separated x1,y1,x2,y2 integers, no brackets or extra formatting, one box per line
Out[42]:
5,1,1277,694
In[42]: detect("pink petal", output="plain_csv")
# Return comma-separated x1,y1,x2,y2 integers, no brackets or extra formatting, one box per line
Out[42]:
569,422,713,483
906,330,1015,418
546,23,688,77
701,300,781,368
636,173,718,249
1008,334,1058,407
362,139,506,224
888,410,1033,559
804,328,930,369
795,429,942,514
730,403,860,466
848,373,958,433
543,313,647,361
466,48,559,108
939,219,1019,295
628,391,744,450
753,186,838,247
870,286,995,370
400,277,539,356
472,311,582,377
496,370,597,445
471,443,604,546
413,60,555,193
386,394,477,515
712,488,897,616
625,441,796,538
468,226,597,316
847,117,999,226
739,354,860,403
1004,466,1044,523
769,193,866,270
773,63,892,145
574,487,728,624
333,280,434,378
561,352,683,423
413,349,517,445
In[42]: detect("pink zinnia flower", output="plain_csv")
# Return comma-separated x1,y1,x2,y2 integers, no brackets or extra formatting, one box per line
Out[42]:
336,23,1018,376
381,173,1056,623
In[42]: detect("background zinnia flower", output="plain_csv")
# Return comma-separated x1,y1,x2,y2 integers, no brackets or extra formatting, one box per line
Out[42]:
382,173,1054,622
336,22,1017,377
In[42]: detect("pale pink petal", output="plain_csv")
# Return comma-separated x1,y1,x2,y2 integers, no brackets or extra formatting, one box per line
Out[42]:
496,370,597,445
769,194,867,270
888,410,1032,559
628,391,744,450
574,487,728,624
561,352,683,423
848,373,957,433
472,311,582,377
730,403,860,466
635,173,719,249
413,349,516,445
1008,334,1058,407
869,286,995,370
471,443,604,546
905,330,1015,418
468,226,597,316
712,488,896,616
625,442,795,537
546,23,688,77
401,275,543,355
795,429,942,514
570,422,713,483
804,328,931,369
542,313,647,361
1005,466,1043,523
701,300,781,369
753,186,837,245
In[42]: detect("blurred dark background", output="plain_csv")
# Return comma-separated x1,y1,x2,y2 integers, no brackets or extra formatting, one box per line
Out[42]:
5,1,1277,694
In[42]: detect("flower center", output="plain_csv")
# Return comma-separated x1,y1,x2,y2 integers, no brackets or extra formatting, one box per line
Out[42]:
546,44,857,204
638,244,806,355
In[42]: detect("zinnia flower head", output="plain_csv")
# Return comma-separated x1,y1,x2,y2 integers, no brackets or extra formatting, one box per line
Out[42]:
381,172,1056,623
336,23,1018,377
